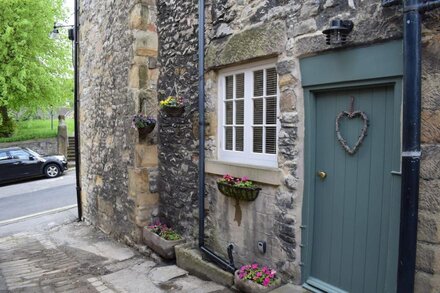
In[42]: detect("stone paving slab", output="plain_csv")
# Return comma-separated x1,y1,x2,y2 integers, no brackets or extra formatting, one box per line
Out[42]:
0,221,233,293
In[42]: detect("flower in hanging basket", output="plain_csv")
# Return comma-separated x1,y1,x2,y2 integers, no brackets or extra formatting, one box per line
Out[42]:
217,174,261,201
234,264,281,293
159,96,185,117
132,114,156,139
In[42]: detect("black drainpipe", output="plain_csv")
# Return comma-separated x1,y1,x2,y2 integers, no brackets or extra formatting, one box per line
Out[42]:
74,0,82,220
197,0,235,273
397,0,439,291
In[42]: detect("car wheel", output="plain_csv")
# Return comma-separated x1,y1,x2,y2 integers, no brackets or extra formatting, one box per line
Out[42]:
44,164,60,178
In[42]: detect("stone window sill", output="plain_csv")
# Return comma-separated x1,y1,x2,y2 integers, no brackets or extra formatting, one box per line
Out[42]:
205,160,283,186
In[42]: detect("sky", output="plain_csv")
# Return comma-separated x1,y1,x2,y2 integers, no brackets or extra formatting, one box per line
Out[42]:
64,0,74,25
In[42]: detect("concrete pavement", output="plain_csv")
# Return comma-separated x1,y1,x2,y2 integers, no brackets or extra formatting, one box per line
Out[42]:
0,211,232,293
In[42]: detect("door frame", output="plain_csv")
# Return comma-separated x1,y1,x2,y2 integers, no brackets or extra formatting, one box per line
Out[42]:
299,40,404,291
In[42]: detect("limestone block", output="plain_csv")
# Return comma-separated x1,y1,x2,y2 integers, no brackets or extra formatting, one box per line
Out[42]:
137,191,159,207
421,110,440,143
133,31,158,57
421,145,440,180
205,21,286,69
422,73,440,110
129,64,151,90
418,212,440,244
291,19,317,38
280,90,296,112
206,112,217,136
135,144,158,168
415,271,440,293
419,179,440,213
128,167,149,197
175,243,234,286
129,4,150,30
97,197,114,216
416,242,440,273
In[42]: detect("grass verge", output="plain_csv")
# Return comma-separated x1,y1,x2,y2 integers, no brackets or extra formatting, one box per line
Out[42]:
0,118,74,143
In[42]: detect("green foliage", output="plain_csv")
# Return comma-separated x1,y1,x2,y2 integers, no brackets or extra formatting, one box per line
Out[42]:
0,0,73,113
0,118,15,138
0,118,74,143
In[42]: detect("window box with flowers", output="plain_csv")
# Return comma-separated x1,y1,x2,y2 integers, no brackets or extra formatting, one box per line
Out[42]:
132,114,156,140
160,96,185,117
143,222,185,259
217,174,261,201
235,264,281,293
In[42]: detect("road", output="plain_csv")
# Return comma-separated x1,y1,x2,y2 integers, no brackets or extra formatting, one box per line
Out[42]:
0,170,77,222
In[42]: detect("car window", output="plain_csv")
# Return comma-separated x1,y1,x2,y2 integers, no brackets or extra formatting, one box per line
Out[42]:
9,150,30,160
0,151,9,160
26,149,40,158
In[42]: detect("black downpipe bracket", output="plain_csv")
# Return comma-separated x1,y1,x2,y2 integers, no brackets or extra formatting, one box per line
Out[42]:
74,0,82,220
197,0,235,273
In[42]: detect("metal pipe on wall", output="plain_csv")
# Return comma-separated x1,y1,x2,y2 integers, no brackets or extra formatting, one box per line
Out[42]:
398,0,421,291
197,0,235,273
73,0,82,220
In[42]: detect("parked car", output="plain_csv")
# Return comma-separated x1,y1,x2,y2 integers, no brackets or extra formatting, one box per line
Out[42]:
0,147,68,184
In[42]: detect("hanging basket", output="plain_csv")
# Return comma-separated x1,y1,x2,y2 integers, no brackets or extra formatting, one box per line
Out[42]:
217,181,261,201
138,123,155,140
161,106,185,117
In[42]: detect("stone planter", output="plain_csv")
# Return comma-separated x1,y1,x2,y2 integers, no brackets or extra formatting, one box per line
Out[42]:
217,181,261,201
138,123,155,140
142,227,185,259
161,106,184,117
234,271,282,293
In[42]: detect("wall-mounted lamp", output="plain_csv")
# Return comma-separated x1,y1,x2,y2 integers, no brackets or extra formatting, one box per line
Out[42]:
50,22,75,41
322,19,354,45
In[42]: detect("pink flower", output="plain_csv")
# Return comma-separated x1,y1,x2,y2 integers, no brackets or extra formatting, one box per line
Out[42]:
242,176,249,181
256,272,262,278
263,277,271,287
239,273,245,279
251,263,259,269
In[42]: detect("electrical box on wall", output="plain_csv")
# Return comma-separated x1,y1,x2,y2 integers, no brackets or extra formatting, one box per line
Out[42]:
381,0,401,7
258,241,266,254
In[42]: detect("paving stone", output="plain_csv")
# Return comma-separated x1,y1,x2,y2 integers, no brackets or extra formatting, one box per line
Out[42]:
0,222,231,293
148,265,188,284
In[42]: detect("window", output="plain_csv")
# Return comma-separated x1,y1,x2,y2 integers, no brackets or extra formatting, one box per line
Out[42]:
218,61,279,167
0,151,9,161
10,150,30,160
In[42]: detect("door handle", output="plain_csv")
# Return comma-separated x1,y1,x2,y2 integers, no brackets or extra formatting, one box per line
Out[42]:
317,171,327,180
13,162,20,165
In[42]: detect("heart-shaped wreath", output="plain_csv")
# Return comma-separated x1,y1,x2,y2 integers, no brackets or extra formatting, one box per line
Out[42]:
335,97,369,155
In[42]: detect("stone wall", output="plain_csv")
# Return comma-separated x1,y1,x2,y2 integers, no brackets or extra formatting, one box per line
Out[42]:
156,0,200,238
200,0,440,289
0,138,57,156
79,0,159,243
77,0,440,290
415,11,440,292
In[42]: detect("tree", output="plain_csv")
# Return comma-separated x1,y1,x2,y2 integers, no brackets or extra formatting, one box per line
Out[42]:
0,0,73,137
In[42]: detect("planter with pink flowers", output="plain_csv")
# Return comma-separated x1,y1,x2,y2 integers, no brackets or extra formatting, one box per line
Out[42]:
234,264,281,293
217,174,261,201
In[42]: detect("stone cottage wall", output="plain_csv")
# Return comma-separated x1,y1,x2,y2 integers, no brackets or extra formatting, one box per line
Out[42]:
79,0,159,243
201,0,440,289
415,11,440,292
156,0,200,238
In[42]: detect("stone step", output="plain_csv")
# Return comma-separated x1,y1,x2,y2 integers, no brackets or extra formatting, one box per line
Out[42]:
268,284,308,293
175,243,234,288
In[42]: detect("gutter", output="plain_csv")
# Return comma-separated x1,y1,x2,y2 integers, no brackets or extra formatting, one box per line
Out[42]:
197,0,236,273
397,0,439,291
73,0,82,220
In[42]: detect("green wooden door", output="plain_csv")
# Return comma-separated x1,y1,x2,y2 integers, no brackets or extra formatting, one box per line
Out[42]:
305,83,401,293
